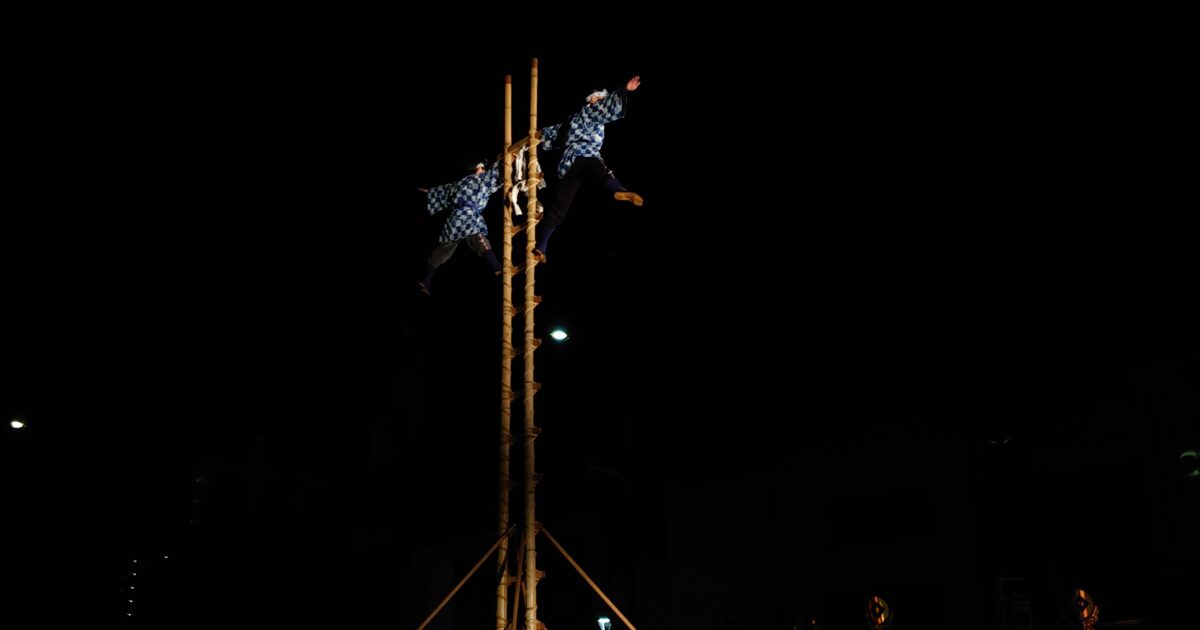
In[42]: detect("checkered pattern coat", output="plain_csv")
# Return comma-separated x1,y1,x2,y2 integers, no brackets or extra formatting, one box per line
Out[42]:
540,88,628,178
425,162,501,243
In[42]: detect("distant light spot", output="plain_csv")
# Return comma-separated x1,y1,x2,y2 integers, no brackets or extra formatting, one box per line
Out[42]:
10,418,25,429
1181,450,1199,478
549,329,569,341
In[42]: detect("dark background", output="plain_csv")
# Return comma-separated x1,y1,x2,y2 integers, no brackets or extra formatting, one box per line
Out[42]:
3,2,1195,628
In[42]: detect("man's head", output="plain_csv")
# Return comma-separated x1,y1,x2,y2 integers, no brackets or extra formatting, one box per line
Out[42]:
461,153,486,174
585,89,608,105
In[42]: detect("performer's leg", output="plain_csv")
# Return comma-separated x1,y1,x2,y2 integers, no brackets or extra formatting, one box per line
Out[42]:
594,158,643,206
535,160,590,261
420,241,459,294
541,161,589,230
533,226,555,261
465,234,502,274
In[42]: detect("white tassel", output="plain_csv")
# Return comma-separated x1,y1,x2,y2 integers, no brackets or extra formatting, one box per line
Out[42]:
509,146,548,216
511,149,526,215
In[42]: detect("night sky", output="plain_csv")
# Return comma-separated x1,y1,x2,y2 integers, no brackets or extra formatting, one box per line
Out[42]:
4,3,1195,628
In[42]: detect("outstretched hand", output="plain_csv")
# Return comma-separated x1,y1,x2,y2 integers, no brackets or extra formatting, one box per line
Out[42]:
626,76,640,91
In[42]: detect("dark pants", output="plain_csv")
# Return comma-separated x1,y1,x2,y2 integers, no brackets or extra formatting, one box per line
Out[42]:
541,156,620,230
427,233,493,268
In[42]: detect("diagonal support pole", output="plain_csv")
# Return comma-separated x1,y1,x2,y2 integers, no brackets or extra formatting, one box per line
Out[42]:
540,527,639,630
416,523,517,630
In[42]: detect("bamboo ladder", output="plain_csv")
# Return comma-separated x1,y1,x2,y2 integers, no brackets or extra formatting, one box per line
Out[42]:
497,57,543,630
501,56,546,630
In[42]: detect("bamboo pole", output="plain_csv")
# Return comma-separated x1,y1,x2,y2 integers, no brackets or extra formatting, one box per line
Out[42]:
508,530,527,630
522,56,542,630
540,527,639,630
497,74,516,630
415,524,517,630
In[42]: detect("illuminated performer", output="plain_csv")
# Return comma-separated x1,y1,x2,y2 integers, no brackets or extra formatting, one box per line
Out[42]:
417,155,503,295
531,75,644,262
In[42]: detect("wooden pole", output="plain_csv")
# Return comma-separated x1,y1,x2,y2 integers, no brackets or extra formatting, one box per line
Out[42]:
522,56,542,630
497,73,516,630
415,524,516,630
509,530,527,630
541,527,639,630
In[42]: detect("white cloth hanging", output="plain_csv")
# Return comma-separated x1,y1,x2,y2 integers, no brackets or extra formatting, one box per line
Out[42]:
509,146,545,216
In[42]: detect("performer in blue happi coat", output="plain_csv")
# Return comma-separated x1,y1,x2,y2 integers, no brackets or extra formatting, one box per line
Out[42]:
417,155,503,295
532,75,643,262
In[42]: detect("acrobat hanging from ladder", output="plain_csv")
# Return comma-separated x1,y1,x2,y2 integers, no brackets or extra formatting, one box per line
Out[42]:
416,153,504,295
532,75,644,262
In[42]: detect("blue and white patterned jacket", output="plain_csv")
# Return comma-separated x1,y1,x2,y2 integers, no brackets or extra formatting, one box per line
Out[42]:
425,162,501,243
539,88,628,179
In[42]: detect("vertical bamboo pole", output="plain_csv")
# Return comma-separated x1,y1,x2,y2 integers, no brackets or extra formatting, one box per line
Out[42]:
522,57,541,630
497,74,515,630
509,531,527,630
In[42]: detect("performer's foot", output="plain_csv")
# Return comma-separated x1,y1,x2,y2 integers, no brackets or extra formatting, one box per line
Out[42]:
531,248,546,263
417,282,431,296
613,191,643,206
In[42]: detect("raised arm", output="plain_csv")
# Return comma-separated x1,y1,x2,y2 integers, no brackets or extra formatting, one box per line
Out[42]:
578,75,639,125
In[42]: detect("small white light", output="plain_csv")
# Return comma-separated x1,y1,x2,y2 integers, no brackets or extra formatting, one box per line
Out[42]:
130,586,135,590
549,329,569,341
10,419,25,429
131,572,137,576
132,559,138,563
162,555,169,559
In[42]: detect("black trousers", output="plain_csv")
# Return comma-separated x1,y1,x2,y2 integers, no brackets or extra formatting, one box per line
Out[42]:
541,156,616,230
